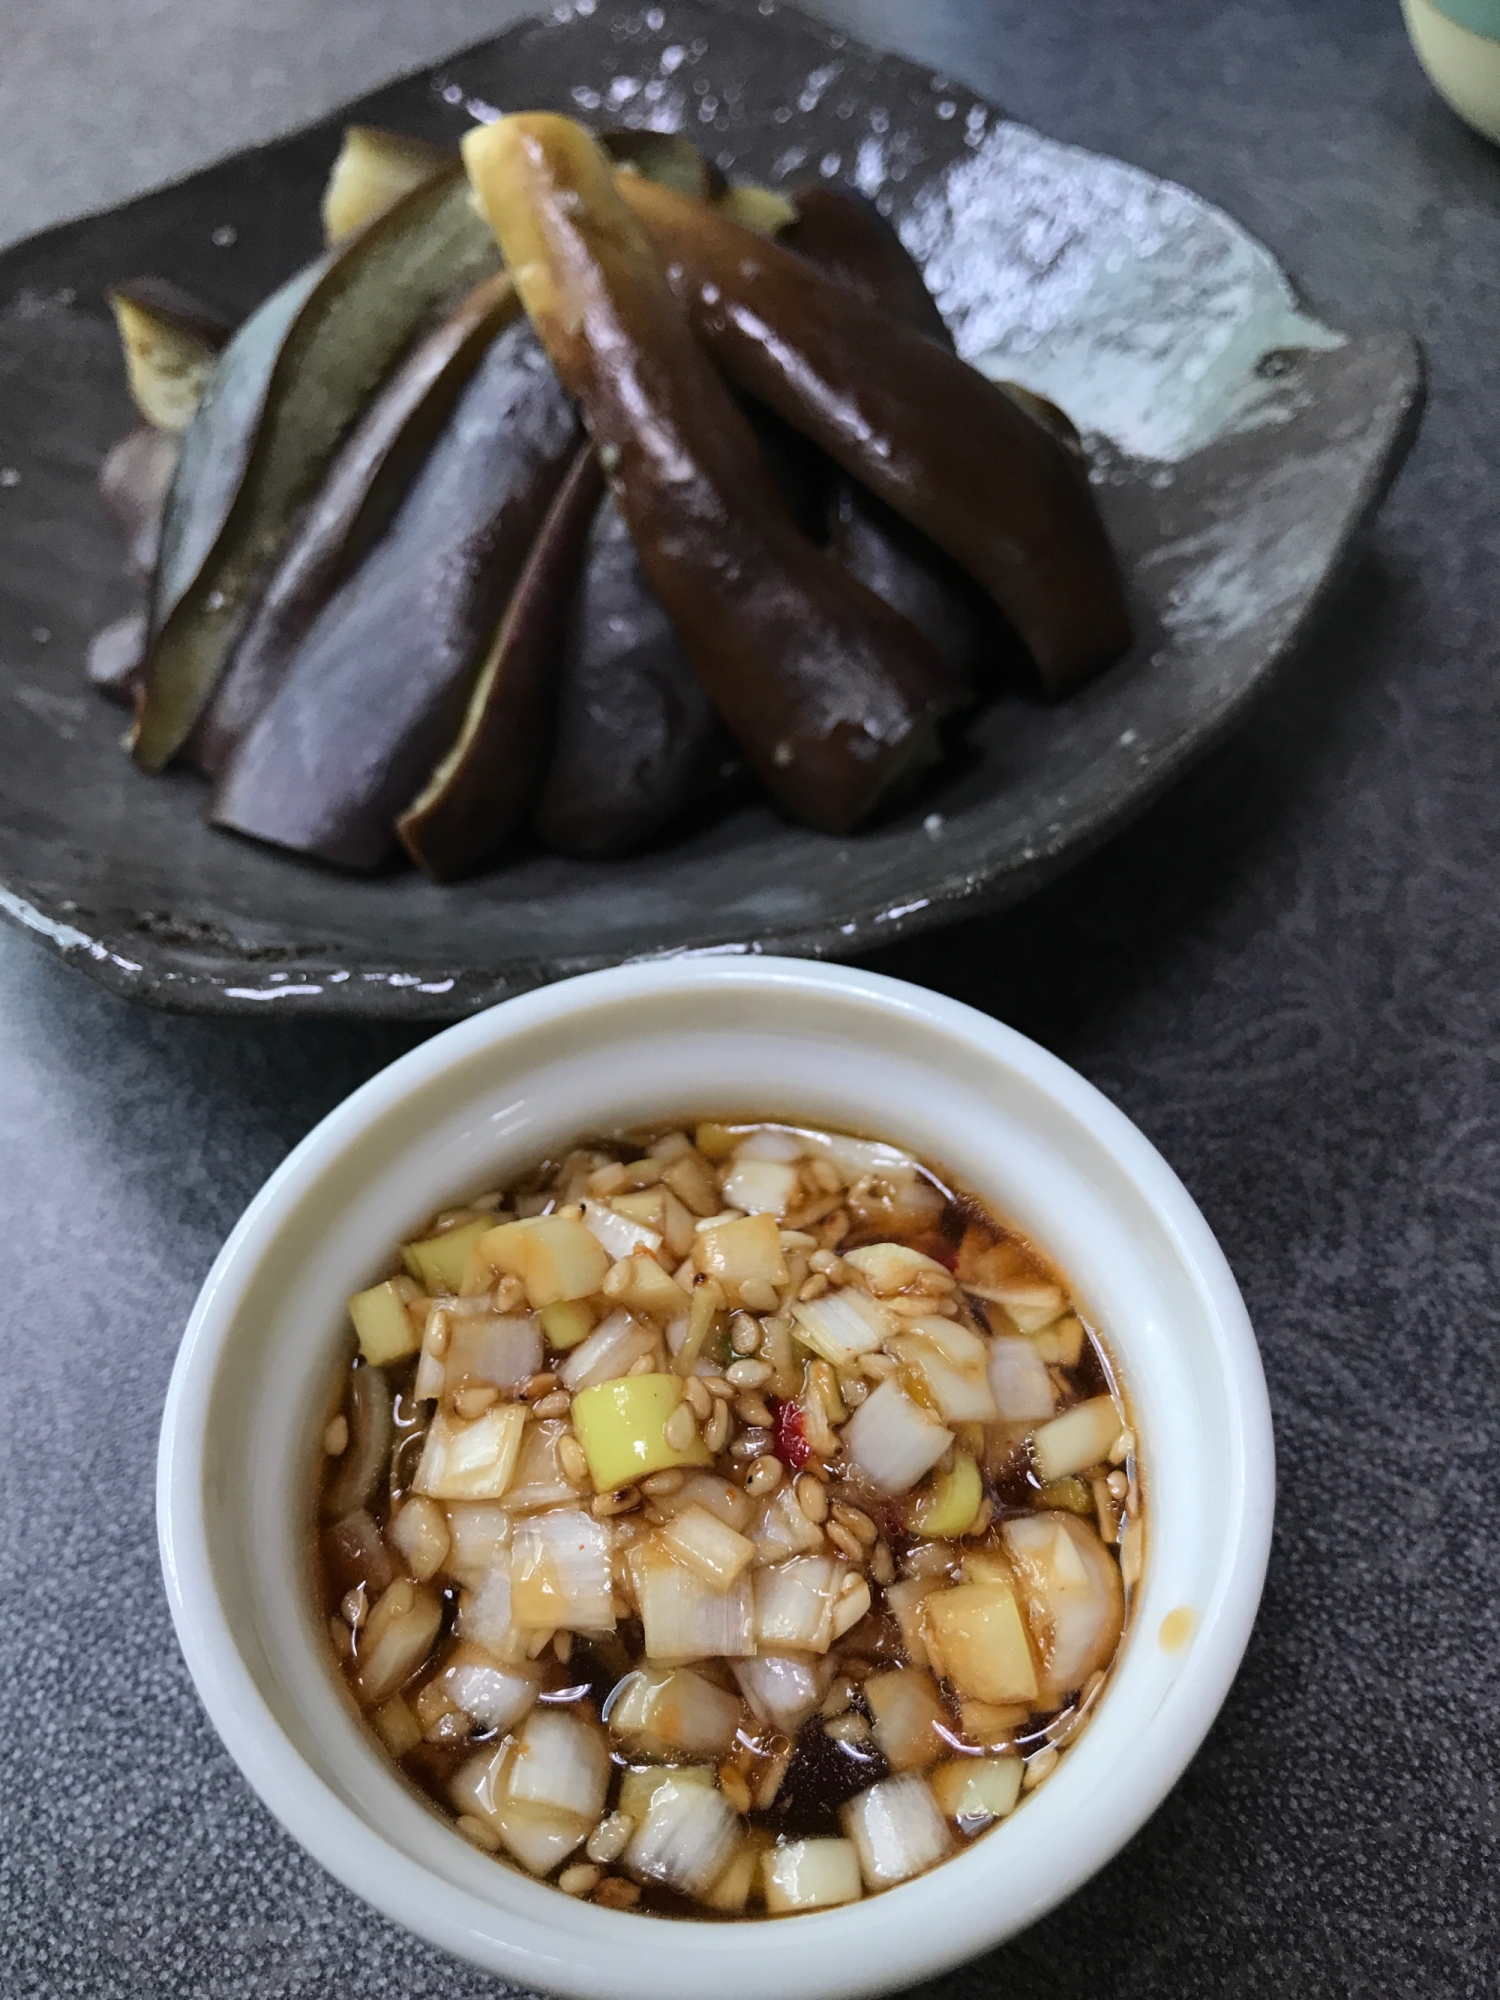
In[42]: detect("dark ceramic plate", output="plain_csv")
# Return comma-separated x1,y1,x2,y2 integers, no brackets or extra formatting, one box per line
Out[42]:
0,0,1421,1019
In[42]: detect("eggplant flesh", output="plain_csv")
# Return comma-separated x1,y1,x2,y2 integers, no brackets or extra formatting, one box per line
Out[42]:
107,278,231,435
617,175,1132,698
189,269,518,779
464,115,962,837
212,314,580,871
135,163,501,775
534,489,734,859
398,444,605,881
321,125,451,245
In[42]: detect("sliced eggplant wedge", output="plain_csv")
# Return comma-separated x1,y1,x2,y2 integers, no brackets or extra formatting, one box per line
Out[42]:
780,186,951,345
534,487,733,859
616,175,1132,697
211,314,580,871
134,163,501,774
147,259,325,643
321,125,453,245
600,128,725,201
190,269,519,777
98,424,180,579
780,187,996,687
464,115,962,837
398,444,604,881
107,278,231,434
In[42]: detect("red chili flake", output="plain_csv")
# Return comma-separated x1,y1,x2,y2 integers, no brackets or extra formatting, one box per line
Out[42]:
771,1397,811,1470
933,1241,960,1272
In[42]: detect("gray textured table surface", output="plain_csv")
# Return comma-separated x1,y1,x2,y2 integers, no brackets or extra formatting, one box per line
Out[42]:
2,1,1497,1995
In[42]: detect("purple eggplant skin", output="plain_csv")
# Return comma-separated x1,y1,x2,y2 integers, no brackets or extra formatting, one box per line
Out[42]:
189,269,517,779
781,186,996,688
398,443,605,882
466,117,963,839
619,175,1132,700
211,314,580,872
779,185,951,346
533,488,735,859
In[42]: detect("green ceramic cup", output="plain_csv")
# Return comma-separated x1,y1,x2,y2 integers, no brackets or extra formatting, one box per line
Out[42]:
1403,0,1500,142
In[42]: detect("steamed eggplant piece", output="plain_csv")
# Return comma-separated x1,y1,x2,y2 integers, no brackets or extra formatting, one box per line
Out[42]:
464,115,962,836
780,186,950,346
99,424,180,578
398,445,604,880
616,176,1132,698
212,315,580,871
107,279,231,435
534,489,733,859
134,164,501,774
533,397,815,862
321,125,451,245
190,269,519,778
781,187,994,687
600,129,725,201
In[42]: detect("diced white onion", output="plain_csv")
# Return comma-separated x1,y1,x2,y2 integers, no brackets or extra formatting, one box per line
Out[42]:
720,1158,800,1216
443,1502,511,1587
751,1485,828,1563
510,1509,616,1631
495,1795,591,1875
1032,1395,1121,1482
504,1418,580,1515
506,1707,610,1821
987,1336,1056,1422
930,1754,1023,1830
451,1741,509,1824
608,1666,743,1758
842,1378,952,1493
388,1495,450,1580
412,1403,526,1501
658,1504,756,1591
763,1838,863,1912
970,1276,1066,1331
842,1775,952,1887
732,1653,828,1732
842,1243,950,1296
353,1581,442,1704
559,1309,658,1392
891,1333,997,1424
733,1127,806,1162
458,1554,524,1659
754,1555,844,1654
630,1538,756,1660
863,1667,947,1772
466,1314,544,1389
618,1760,715,1823
798,1129,917,1178
1001,1511,1124,1705
582,1198,661,1260
790,1289,893,1368
624,1775,741,1898
655,1472,755,1533
443,1651,540,1732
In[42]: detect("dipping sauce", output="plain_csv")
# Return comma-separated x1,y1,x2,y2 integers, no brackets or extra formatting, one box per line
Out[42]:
314,1120,1142,1917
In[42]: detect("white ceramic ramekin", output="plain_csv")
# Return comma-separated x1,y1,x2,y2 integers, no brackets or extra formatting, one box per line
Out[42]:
158,956,1273,1998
